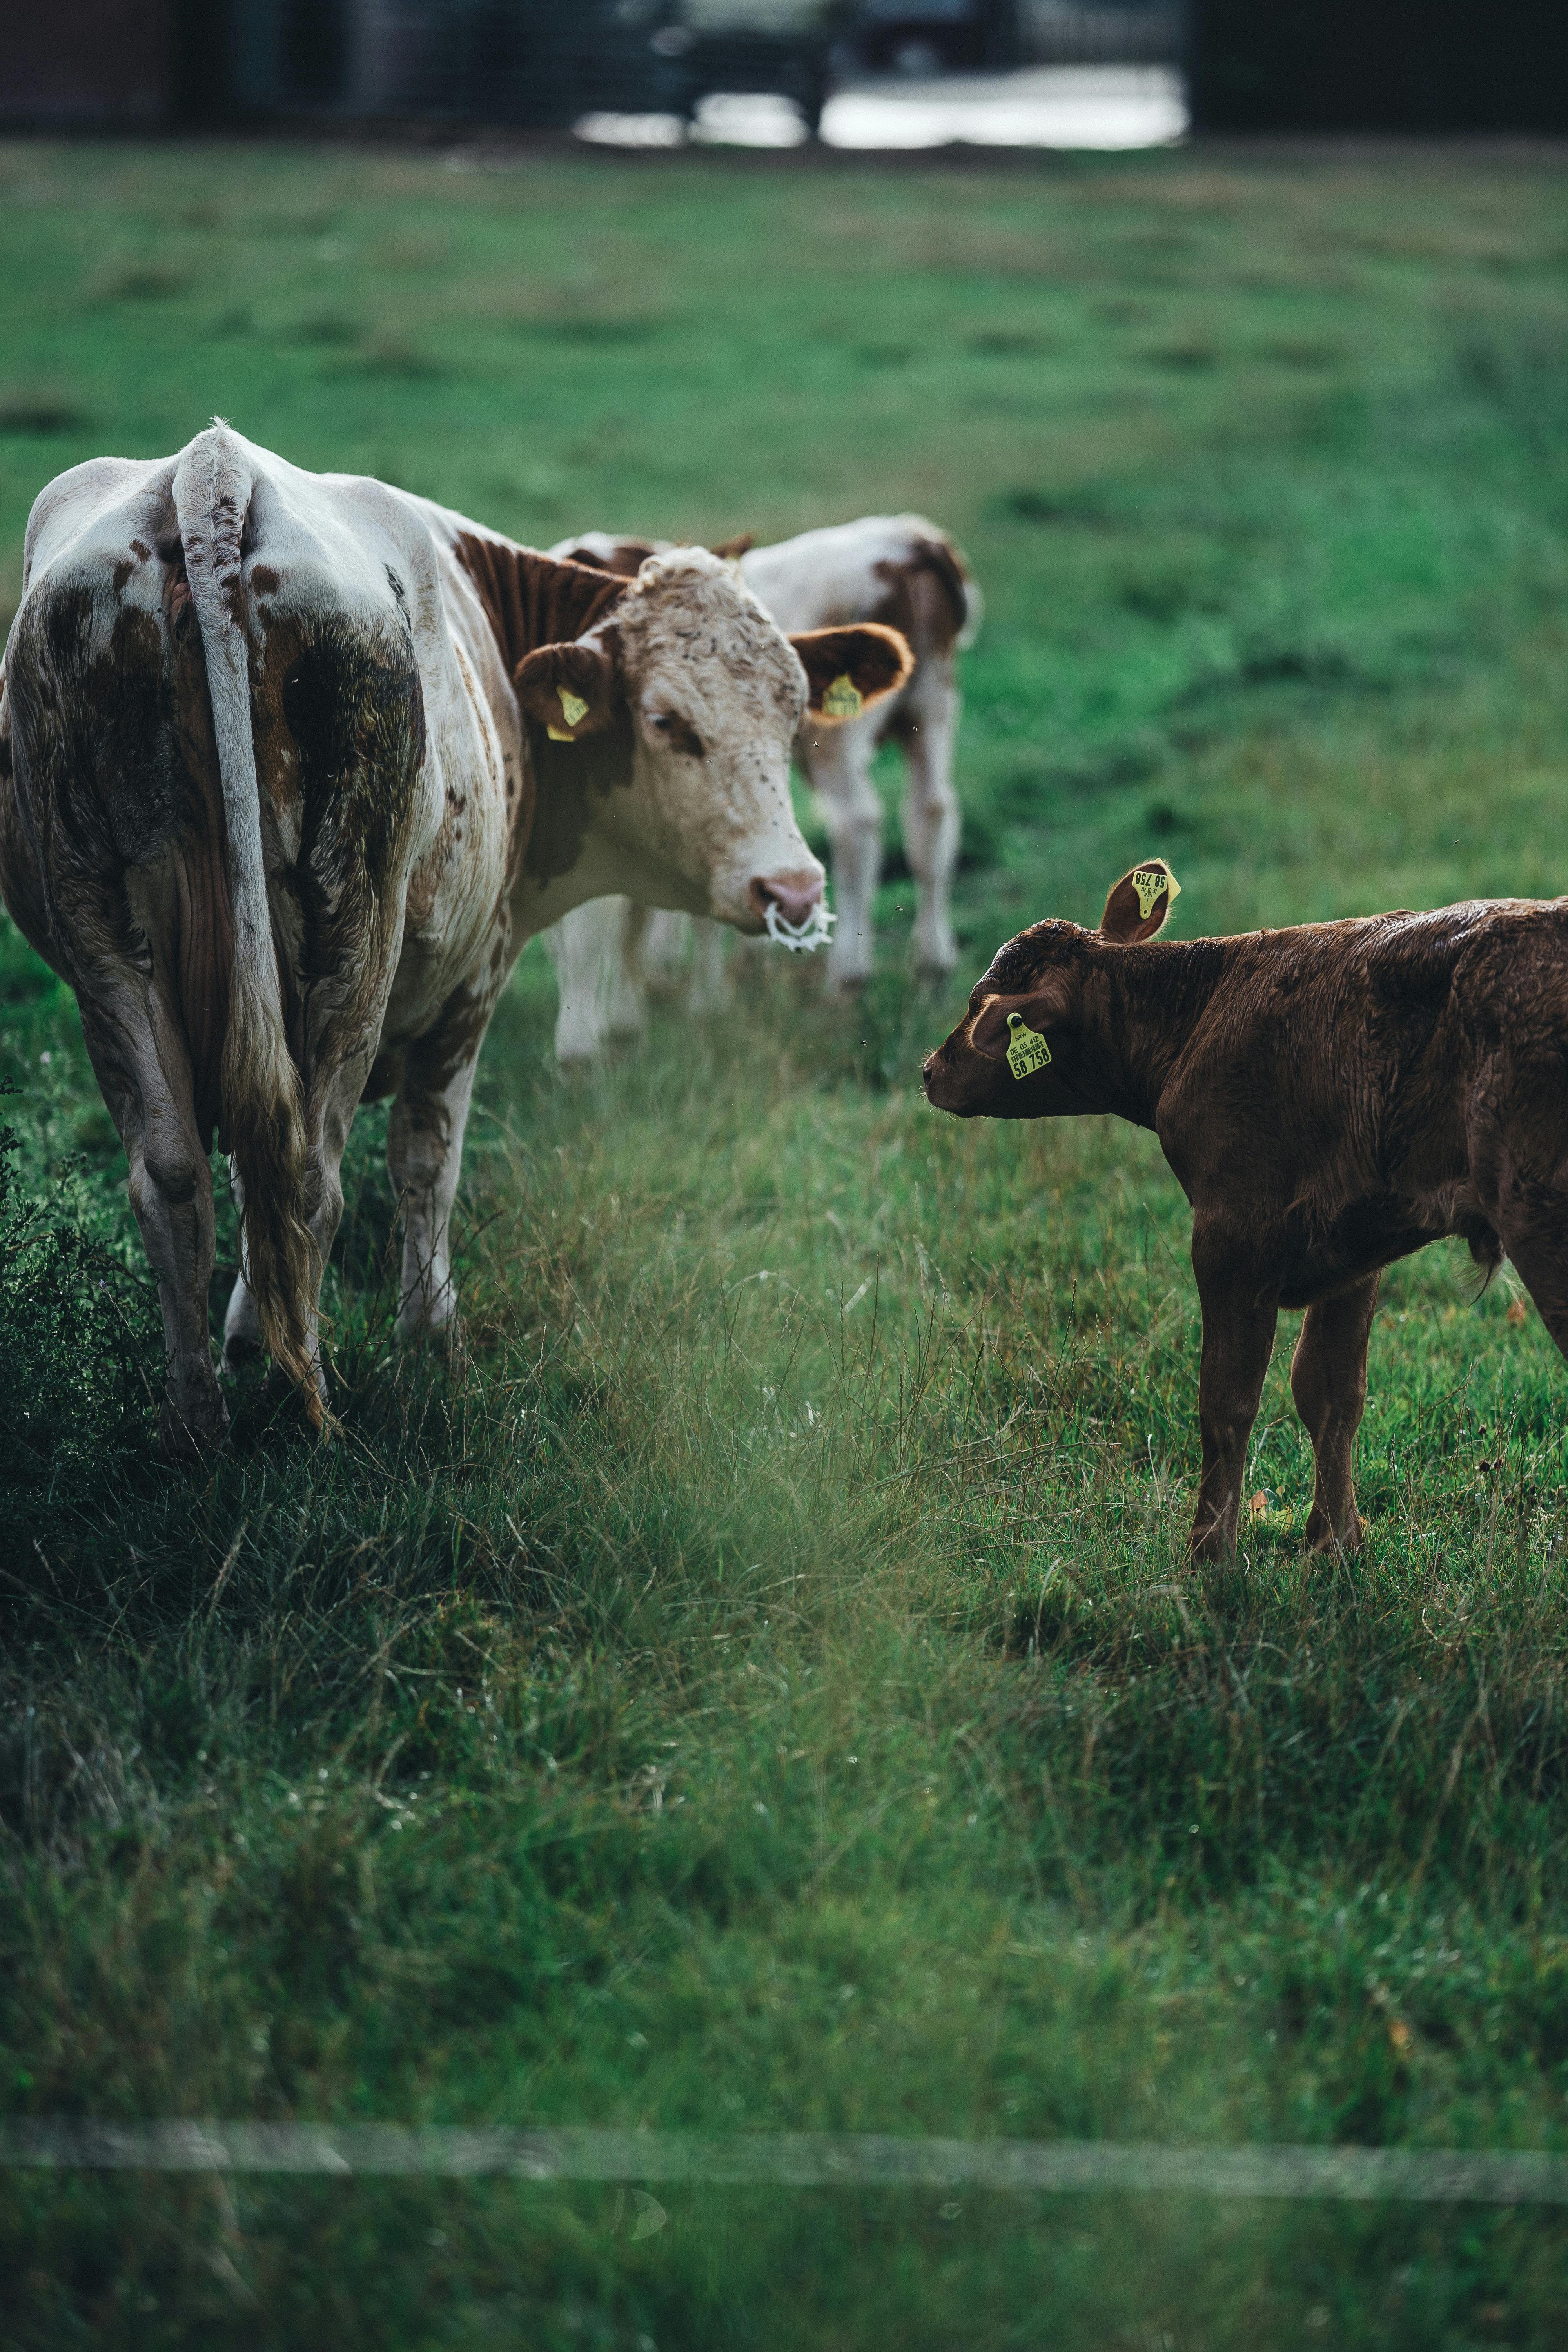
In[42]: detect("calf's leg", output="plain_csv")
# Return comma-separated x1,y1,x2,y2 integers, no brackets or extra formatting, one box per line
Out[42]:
1191,1253,1278,1559
804,719,882,990
1289,1271,1380,1552
897,667,961,976
543,900,635,1065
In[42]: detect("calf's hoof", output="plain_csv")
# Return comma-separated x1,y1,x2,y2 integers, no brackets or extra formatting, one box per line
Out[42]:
1305,1507,1365,1555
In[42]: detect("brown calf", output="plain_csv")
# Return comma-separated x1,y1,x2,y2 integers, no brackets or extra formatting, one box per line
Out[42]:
924,862,1568,1559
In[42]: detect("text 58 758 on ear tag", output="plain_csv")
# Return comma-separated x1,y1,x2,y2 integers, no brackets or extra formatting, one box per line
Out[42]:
1130,865,1179,920
1006,1013,1051,1079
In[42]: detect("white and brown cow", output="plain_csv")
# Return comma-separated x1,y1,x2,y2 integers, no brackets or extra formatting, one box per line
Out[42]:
541,514,979,1057
0,423,911,1454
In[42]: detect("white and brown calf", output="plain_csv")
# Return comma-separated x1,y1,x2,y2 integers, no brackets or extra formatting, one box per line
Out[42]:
541,514,979,1056
0,423,911,1454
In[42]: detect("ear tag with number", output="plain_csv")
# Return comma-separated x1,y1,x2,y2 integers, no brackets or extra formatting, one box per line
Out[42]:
1006,1012,1052,1080
1130,865,1180,921
547,687,587,742
821,673,864,720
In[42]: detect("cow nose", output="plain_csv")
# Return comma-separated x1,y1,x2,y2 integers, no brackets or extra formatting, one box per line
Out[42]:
750,870,824,929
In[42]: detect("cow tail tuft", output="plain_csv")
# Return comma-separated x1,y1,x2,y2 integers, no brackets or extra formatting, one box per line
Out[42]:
174,423,322,1425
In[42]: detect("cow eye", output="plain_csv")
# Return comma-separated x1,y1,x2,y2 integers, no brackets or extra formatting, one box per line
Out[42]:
651,711,704,759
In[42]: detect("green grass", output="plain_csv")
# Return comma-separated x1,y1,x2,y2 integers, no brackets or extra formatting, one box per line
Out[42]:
4,136,1568,2347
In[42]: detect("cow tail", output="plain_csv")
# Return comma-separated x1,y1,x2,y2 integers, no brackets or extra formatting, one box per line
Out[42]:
941,532,984,652
173,423,322,1425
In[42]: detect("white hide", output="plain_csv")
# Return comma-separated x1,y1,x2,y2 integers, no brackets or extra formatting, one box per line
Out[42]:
5,426,849,1440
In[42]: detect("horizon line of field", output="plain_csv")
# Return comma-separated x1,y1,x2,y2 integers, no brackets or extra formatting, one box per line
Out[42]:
4,2124,1568,2204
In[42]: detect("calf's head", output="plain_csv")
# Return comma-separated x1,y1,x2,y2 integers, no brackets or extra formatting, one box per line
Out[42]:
923,859,1179,1116
513,547,911,932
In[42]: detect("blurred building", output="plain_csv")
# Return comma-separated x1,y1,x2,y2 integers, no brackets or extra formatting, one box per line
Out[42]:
1191,0,1568,133
0,0,847,128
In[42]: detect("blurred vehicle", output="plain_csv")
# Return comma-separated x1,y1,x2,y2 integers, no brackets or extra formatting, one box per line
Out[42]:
620,0,849,134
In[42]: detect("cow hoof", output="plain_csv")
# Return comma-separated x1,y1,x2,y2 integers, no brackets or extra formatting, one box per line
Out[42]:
160,1382,230,1462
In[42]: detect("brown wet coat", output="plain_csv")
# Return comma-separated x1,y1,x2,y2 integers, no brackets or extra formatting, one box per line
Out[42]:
924,862,1568,1560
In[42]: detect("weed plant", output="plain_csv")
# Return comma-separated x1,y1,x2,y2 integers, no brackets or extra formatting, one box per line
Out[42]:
2,138,1568,2347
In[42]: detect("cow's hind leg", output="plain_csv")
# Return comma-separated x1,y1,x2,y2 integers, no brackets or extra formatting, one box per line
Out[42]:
387,992,488,1344
221,1058,362,1412
79,987,227,1460
1289,1271,1380,1553
1492,1189,1568,1359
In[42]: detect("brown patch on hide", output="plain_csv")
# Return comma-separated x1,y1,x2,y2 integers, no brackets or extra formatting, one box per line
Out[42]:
247,609,309,821
453,532,626,677
520,703,637,888
869,534,971,662
112,559,134,593
452,530,637,891
130,539,152,564
250,563,281,598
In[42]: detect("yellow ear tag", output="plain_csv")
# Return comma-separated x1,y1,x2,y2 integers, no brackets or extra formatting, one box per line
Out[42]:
1006,1012,1052,1080
821,673,864,720
1130,865,1180,921
557,688,589,728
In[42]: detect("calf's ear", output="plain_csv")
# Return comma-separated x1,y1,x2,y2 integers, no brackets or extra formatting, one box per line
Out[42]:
710,532,755,561
792,623,914,723
1099,857,1180,944
514,633,621,741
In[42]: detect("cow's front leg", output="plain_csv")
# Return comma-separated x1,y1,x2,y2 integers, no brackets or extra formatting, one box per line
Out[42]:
898,670,960,976
1290,1272,1380,1552
387,1004,486,1343
805,721,882,991
1191,1245,1278,1560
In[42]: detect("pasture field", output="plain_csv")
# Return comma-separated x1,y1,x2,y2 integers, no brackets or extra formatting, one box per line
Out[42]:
4,136,1568,2347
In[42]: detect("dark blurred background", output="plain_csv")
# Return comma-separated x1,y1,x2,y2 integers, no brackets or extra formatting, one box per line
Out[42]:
4,1,1562,140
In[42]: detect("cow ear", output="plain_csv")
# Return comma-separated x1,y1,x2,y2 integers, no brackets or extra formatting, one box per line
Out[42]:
514,633,621,740
792,623,914,723
969,985,1066,1076
710,532,755,561
557,542,650,580
1099,858,1180,944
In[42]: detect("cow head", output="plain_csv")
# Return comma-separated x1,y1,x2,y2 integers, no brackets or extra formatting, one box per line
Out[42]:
923,859,1179,1117
513,547,911,935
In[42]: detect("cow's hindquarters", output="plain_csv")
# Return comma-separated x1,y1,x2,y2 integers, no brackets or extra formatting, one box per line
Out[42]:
2,575,233,1456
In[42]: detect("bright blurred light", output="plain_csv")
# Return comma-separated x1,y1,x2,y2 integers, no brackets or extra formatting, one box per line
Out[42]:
575,111,688,148
577,67,1186,153
821,67,1187,151
691,92,811,145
